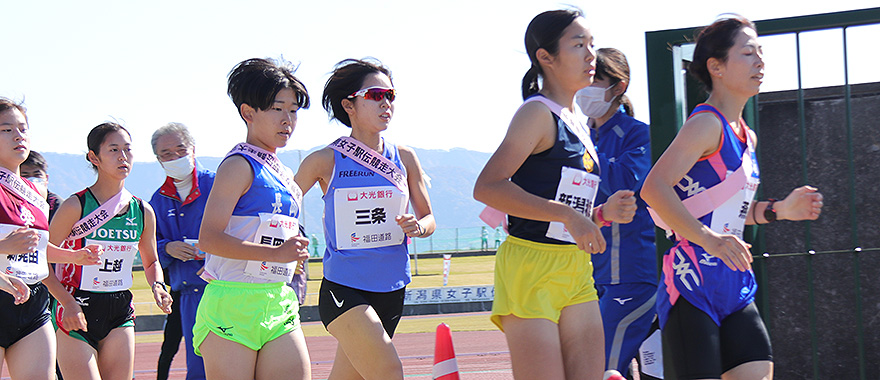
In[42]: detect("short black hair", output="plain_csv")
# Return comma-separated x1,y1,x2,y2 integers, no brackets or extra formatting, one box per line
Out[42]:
322,58,393,128
227,58,310,122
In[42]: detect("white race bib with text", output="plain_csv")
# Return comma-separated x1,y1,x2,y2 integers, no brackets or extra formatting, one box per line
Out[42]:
334,185,407,250
546,166,600,243
243,213,300,282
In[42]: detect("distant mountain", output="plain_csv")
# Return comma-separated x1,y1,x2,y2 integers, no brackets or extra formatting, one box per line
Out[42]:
40,147,493,233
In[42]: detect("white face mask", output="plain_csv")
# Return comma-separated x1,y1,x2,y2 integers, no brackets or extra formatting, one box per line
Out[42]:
576,83,617,118
161,155,194,181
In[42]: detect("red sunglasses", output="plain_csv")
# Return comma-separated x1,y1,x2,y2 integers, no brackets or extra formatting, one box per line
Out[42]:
347,86,396,102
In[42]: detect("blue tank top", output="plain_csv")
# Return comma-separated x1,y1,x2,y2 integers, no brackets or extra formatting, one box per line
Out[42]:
657,103,760,327
508,95,597,244
322,139,410,292
203,153,301,283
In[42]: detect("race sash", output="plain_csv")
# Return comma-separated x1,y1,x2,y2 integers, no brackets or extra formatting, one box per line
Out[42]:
333,185,407,249
66,189,133,241
225,142,303,203
648,134,758,238
226,143,304,283
0,224,49,284
327,136,408,194
545,166,601,243
0,167,49,219
242,213,300,283
79,238,137,291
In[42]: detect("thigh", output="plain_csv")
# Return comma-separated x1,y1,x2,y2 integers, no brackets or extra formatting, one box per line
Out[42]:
498,314,565,380
720,302,772,375
56,329,101,380
200,331,257,380
558,301,604,380
96,326,135,380
366,287,405,338
327,304,403,380
662,297,723,379
255,328,310,380
6,323,55,380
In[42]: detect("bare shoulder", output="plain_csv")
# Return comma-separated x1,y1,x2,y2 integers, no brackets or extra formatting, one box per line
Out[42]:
301,147,335,167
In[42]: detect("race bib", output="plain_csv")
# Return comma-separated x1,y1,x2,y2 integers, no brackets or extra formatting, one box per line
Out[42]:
243,213,300,282
546,166,600,243
709,145,760,238
0,224,48,285
80,239,137,291
334,185,407,250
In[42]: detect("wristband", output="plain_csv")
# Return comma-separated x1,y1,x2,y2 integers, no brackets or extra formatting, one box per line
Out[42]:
153,281,167,292
596,205,612,227
416,222,425,237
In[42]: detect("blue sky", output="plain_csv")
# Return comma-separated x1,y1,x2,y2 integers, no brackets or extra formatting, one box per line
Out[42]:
2,0,877,161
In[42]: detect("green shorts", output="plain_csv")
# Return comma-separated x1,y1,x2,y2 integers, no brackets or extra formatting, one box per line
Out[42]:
193,280,301,356
491,235,598,331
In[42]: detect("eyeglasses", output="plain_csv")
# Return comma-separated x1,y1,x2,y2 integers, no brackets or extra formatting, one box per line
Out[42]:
347,86,396,102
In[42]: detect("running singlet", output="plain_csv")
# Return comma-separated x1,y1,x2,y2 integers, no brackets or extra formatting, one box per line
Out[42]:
0,180,50,284
322,139,410,292
56,189,144,292
202,152,301,284
508,95,600,245
656,104,760,327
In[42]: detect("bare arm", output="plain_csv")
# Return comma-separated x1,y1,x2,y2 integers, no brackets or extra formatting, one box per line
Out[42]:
396,145,435,238
641,113,752,271
294,148,334,196
473,102,604,253
138,202,172,314
45,196,88,331
199,156,309,263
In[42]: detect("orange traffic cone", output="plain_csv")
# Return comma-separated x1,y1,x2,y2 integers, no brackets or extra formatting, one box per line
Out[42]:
433,323,460,380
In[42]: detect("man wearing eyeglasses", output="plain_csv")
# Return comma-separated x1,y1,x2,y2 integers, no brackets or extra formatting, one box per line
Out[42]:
149,123,213,380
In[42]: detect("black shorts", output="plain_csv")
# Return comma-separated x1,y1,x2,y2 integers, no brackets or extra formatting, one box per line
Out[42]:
53,289,135,350
318,279,405,338
0,282,51,349
663,298,772,379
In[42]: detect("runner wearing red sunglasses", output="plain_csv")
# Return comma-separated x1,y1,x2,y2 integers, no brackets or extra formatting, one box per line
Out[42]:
296,58,435,380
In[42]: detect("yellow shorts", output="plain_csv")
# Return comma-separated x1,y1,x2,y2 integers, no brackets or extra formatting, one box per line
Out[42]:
491,235,598,331
193,280,300,356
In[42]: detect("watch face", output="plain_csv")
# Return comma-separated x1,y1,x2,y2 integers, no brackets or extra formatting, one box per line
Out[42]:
764,203,777,222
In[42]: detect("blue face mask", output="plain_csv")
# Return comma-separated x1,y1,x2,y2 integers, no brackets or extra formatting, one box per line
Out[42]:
575,83,617,118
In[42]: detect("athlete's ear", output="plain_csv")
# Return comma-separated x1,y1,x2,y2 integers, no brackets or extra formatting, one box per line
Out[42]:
707,57,724,79
86,151,100,167
240,103,256,124
536,48,554,68
341,98,355,116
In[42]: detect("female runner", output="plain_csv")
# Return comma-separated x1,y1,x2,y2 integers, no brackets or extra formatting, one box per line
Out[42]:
0,98,101,380
641,15,823,379
473,10,636,380
46,122,173,380
194,58,312,380
295,58,435,380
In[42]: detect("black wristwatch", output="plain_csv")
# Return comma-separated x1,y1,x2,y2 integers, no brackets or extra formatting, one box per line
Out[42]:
153,281,168,292
763,199,778,223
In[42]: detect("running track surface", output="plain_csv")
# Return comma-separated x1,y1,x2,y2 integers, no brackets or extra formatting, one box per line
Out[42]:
2,316,512,380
